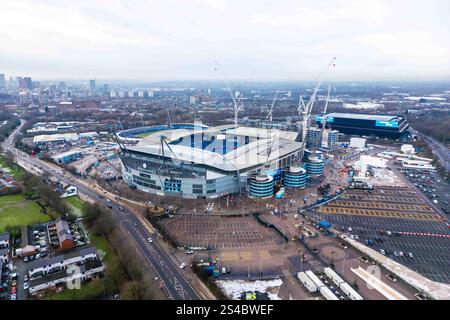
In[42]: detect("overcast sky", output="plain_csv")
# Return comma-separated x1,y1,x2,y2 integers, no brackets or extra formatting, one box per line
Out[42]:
1,0,449,81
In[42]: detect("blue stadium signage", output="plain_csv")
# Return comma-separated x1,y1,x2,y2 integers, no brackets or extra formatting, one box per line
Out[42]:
375,120,398,128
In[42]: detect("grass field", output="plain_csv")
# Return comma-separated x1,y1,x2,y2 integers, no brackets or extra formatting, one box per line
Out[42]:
134,131,156,138
0,155,26,179
64,196,87,217
0,194,51,233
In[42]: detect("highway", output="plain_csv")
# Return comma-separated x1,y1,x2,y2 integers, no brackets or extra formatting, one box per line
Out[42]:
410,128,450,172
3,121,201,300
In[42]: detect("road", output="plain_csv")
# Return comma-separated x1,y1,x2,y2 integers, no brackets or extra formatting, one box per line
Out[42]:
3,120,201,300
410,128,450,172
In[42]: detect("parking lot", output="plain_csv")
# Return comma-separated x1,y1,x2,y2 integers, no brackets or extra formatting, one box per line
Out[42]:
398,167,450,216
307,186,450,284
163,215,284,250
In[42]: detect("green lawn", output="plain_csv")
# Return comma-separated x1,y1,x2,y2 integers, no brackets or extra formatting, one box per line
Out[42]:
64,196,87,217
135,131,156,138
0,194,51,233
0,155,26,179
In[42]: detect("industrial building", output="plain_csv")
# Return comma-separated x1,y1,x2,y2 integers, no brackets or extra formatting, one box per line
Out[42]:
119,124,304,199
316,113,409,138
33,133,79,147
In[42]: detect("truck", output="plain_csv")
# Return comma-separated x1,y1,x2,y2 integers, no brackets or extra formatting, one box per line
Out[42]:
305,270,325,290
320,286,339,300
319,220,331,229
339,282,363,300
324,267,345,287
297,272,318,293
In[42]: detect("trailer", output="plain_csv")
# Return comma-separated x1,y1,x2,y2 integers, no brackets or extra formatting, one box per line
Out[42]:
340,282,364,300
324,267,345,287
297,272,318,293
305,270,325,290
320,286,339,300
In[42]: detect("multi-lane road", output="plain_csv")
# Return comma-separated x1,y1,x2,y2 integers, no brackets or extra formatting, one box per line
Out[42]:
410,128,450,172
3,121,201,300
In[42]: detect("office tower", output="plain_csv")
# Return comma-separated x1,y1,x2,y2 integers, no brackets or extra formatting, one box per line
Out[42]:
23,77,32,90
0,74,5,88
89,79,96,92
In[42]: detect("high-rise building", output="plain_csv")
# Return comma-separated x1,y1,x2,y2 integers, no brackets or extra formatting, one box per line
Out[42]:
0,74,5,88
89,79,96,92
18,77,32,90
306,127,339,151
102,84,109,95
190,96,198,105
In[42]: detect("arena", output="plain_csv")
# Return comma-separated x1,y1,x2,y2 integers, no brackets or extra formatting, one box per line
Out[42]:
118,124,303,199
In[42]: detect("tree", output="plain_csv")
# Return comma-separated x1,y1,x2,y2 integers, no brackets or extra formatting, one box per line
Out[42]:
120,281,148,300
84,203,103,227
92,210,116,236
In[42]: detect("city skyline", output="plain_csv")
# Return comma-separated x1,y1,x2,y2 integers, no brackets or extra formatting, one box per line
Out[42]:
1,0,449,81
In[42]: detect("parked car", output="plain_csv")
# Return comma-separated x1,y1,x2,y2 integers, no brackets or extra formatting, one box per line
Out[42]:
180,263,187,269
147,238,153,243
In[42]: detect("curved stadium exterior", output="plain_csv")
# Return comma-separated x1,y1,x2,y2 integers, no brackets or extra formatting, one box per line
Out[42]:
118,124,303,199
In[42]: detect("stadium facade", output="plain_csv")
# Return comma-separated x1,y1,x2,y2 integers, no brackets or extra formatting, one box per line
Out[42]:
315,113,409,138
118,124,303,199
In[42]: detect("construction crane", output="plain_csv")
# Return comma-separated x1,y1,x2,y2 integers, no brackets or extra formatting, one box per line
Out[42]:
296,57,336,163
297,94,306,117
311,85,332,153
266,91,280,124
214,61,241,128
167,109,172,128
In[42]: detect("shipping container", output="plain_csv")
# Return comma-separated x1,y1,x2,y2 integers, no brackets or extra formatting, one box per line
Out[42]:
297,272,318,293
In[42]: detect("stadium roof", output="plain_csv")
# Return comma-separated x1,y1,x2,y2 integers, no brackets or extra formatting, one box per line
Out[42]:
128,126,302,172
325,113,400,121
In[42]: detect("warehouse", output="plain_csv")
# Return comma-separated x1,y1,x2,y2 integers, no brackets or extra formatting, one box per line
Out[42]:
316,113,409,138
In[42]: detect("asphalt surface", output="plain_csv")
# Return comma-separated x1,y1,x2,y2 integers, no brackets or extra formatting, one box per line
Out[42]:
3,121,200,300
410,128,450,172
307,186,450,284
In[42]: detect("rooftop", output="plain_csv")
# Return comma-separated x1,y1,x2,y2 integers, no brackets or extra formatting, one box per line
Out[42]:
325,113,401,121
128,126,302,172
